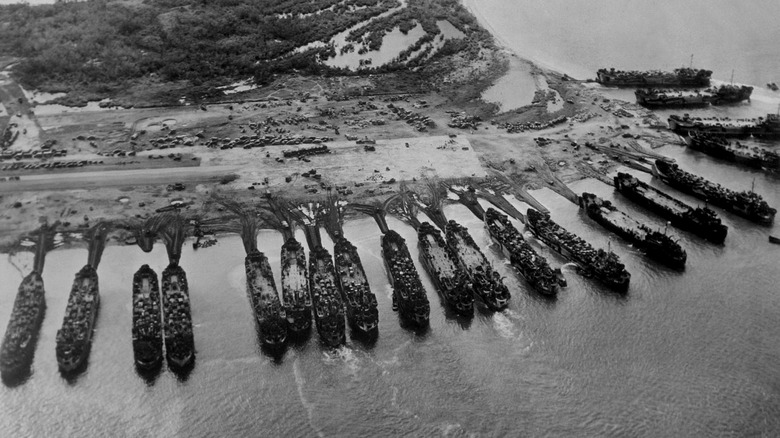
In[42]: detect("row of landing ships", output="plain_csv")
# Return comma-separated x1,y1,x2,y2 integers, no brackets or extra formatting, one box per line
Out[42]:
2,162,775,380
596,66,757,110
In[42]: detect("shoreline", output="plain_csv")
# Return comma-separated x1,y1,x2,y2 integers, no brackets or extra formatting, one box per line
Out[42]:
460,0,581,81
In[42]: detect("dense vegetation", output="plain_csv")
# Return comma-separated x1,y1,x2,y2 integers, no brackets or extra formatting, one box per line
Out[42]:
0,0,487,99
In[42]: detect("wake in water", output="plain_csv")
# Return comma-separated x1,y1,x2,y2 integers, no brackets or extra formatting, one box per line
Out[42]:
292,358,325,438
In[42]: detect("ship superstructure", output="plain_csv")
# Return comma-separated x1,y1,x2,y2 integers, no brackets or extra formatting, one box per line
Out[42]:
580,193,686,270
613,172,728,244
526,209,631,293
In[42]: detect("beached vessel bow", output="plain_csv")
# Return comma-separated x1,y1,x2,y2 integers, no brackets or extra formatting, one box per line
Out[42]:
580,193,686,270
417,222,473,316
382,230,430,327
161,264,195,370
613,172,727,244
526,209,631,293
132,264,163,371
245,250,287,347
56,265,100,374
484,208,561,297
445,219,510,310
308,246,346,347
597,67,712,87
653,159,776,224
333,237,379,337
1,272,46,379
280,238,312,333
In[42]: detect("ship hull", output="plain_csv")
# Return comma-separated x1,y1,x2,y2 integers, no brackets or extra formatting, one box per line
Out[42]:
484,210,560,297
381,232,430,328
526,211,630,293
580,195,686,270
488,232,559,297
309,248,346,348
652,161,776,225
280,240,312,334
636,93,711,108
613,173,728,244
597,68,712,87
333,239,378,338
132,265,163,371
669,114,780,139
417,247,473,316
0,272,46,380
162,265,195,371
56,265,100,374
245,252,287,348
417,224,473,317
636,86,752,108
445,221,510,311
687,133,779,172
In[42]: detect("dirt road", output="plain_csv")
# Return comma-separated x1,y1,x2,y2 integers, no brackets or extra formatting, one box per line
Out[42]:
0,165,239,193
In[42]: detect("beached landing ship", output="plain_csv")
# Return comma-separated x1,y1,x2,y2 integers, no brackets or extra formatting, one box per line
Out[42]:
382,230,431,327
354,198,430,328
613,172,728,244
445,220,510,311
597,67,712,87
580,193,687,270
333,238,379,337
308,246,346,347
635,85,752,107
484,208,561,297
1,272,46,380
56,223,108,375
526,209,631,293
132,265,163,371
685,132,780,172
280,238,312,333
1,228,50,381
668,113,780,138
265,196,312,334
56,265,100,374
161,264,195,370
323,195,379,338
245,250,287,347
417,222,474,316
394,182,473,316
653,160,776,224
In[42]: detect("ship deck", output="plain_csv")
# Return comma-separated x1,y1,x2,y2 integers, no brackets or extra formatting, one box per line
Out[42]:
424,235,458,278
249,265,277,300
601,207,644,236
636,185,688,215
282,261,308,293
452,234,486,271
337,255,368,285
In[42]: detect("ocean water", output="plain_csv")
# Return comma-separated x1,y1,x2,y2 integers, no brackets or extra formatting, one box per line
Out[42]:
2,1,780,436
467,0,780,87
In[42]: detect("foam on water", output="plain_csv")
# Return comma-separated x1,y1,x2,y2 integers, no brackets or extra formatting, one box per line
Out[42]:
292,358,324,438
